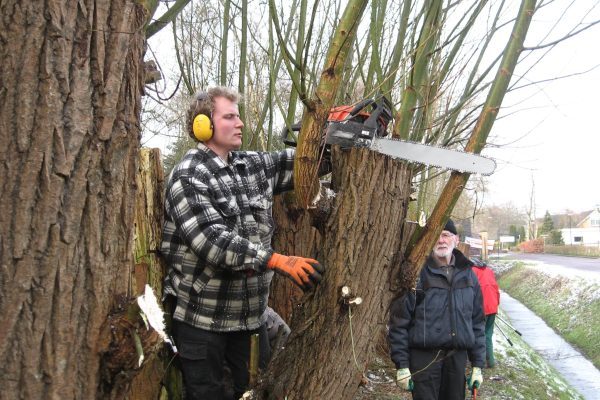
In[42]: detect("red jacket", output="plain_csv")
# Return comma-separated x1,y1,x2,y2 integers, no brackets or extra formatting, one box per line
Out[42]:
473,265,500,315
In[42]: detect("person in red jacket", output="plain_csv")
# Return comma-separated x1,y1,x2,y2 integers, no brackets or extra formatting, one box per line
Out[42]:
472,258,500,368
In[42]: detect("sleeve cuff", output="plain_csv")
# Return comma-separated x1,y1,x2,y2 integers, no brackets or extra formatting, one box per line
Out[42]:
255,248,274,272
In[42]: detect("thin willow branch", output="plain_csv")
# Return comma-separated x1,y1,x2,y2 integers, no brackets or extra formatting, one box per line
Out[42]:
394,0,442,140
294,0,370,207
286,0,308,127
220,0,231,85
172,15,193,93
269,0,306,107
146,0,192,38
524,20,600,50
382,0,412,97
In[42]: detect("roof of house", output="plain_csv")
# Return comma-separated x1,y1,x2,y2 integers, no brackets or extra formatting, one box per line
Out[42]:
576,209,600,228
535,210,594,229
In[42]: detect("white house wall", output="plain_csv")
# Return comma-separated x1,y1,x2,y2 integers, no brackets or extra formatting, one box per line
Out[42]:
560,227,600,246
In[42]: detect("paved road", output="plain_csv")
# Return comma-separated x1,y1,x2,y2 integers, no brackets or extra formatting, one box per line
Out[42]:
497,252,600,281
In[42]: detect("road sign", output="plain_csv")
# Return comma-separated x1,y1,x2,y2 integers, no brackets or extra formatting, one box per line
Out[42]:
500,236,515,243
465,236,495,250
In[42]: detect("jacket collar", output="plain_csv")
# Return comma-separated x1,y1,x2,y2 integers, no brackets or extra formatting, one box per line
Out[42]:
452,248,474,269
196,143,247,170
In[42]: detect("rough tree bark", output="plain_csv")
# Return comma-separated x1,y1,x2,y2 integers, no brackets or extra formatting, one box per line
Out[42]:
264,1,539,398
268,194,322,321
0,1,148,398
261,148,413,399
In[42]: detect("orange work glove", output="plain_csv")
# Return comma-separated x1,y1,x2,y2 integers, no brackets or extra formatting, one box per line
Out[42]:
267,253,324,291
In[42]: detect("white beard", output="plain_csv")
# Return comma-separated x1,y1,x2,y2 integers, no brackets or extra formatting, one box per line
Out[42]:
433,242,455,259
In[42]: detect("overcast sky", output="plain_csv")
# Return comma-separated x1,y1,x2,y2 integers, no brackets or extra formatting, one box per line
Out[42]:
474,0,600,216
483,2,600,216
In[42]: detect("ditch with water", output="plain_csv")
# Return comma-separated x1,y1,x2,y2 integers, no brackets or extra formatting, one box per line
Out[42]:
501,291,600,400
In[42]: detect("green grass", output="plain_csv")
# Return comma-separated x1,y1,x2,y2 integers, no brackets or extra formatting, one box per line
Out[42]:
498,263,600,370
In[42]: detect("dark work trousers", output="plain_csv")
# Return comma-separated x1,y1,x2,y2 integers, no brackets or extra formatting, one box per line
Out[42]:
173,320,270,400
409,348,468,400
484,314,496,367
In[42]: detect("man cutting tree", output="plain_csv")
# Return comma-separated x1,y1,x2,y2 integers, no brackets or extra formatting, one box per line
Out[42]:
161,87,326,400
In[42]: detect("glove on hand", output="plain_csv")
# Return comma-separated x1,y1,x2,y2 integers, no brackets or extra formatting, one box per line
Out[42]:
468,367,483,390
267,253,324,291
396,368,413,391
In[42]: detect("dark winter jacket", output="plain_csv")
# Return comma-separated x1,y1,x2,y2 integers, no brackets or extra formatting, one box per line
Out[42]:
388,249,486,369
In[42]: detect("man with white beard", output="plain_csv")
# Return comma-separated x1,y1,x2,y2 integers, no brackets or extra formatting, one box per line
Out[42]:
388,219,486,400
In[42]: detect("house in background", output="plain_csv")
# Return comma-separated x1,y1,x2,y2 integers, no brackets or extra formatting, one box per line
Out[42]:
561,208,600,246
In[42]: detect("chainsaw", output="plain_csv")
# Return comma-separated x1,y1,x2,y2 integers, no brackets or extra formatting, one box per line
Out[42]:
281,96,496,175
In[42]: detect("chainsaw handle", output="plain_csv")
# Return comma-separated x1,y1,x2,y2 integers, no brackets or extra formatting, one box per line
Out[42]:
363,96,392,135
280,122,301,147
346,98,375,119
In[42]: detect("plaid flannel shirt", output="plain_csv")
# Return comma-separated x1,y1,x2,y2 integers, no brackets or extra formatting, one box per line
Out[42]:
161,143,295,332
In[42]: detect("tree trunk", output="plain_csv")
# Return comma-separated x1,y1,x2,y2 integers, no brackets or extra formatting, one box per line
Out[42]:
101,148,173,400
261,148,413,399
268,194,323,321
0,1,147,398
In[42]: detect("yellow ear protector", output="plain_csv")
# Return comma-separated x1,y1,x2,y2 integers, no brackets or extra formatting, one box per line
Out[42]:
193,113,213,141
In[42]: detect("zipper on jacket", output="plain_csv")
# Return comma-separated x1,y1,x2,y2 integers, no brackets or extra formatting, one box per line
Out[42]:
449,276,458,348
